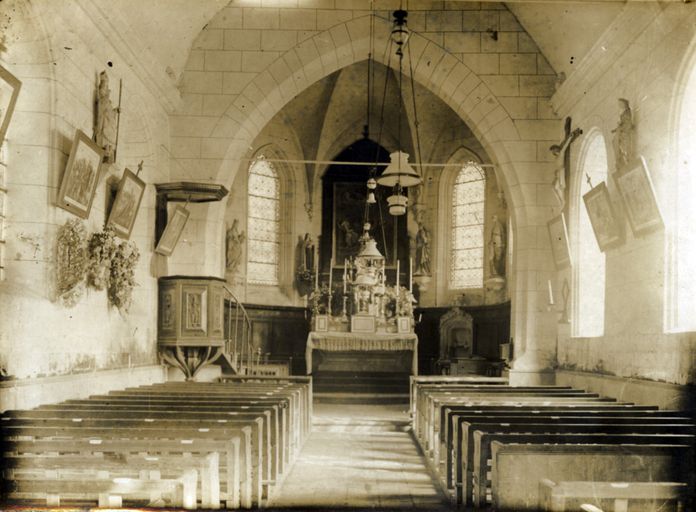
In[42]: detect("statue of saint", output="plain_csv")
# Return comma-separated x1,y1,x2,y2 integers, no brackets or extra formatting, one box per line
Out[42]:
488,215,506,278
225,219,245,275
415,222,431,275
612,98,634,170
96,71,119,164
550,117,582,210
300,233,315,273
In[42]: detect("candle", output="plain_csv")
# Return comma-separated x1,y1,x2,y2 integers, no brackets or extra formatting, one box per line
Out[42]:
409,257,413,293
548,279,555,305
396,259,400,291
329,258,333,291
343,259,347,294
315,259,319,290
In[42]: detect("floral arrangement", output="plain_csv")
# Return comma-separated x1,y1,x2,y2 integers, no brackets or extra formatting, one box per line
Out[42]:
108,240,139,312
87,226,117,290
56,219,89,307
308,284,330,315
397,286,416,317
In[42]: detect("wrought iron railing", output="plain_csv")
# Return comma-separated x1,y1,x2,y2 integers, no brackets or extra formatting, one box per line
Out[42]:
222,285,255,375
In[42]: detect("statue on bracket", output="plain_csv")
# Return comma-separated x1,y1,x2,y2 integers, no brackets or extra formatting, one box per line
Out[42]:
95,70,121,164
550,117,583,211
415,220,431,276
295,232,316,297
612,98,634,171
225,219,245,276
488,215,506,278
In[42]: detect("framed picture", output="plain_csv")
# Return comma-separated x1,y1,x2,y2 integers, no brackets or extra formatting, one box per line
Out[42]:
582,181,623,251
155,205,190,256
548,213,571,269
0,64,22,148
615,156,663,236
57,129,104,218
107,168,145,239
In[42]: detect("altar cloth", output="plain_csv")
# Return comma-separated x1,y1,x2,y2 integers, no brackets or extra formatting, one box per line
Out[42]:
305,331,418,375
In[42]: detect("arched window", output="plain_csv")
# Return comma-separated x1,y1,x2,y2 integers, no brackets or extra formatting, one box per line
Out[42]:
669,55,696,331
450,163,485,289
247,156,280,285
573,132,608,337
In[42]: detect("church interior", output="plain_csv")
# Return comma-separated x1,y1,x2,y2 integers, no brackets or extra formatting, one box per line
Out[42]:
0,0,695,510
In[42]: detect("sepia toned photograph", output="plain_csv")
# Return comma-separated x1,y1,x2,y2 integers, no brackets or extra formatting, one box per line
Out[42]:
582,181,623,251
107,167,145,239
1,2,694,511
0,63,22,148
56,129,104,218
155,205,189,256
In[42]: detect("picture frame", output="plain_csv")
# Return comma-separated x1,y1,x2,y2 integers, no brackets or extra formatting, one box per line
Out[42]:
107,168,145,239
582,181,623,251
155,205,190,256
57,129,104,218
0,64,22,148
615,156,663,236
548,213,571,269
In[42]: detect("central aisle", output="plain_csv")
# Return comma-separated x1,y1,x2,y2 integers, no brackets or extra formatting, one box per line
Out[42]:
269,403,453,510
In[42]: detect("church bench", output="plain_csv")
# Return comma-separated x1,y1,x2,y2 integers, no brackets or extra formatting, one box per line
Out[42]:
1,436,240,508
409,376,508,415
3,468,199,509
539,479,691,512
2,452,219,508
449,415,694,501
2,412,255,508
1,420,263,506
471,431,695,508
488,442,694,510
421,392,617,454
60,397,282,481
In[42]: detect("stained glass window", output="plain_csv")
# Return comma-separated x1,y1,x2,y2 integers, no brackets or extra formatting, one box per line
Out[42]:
247,157,280,285
451,163,485,288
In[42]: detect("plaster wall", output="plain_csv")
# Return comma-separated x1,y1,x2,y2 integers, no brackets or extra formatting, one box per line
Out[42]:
552,3,696,386
0,0,173,384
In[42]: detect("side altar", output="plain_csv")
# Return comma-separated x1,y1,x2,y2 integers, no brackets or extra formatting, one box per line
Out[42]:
306,223,419,375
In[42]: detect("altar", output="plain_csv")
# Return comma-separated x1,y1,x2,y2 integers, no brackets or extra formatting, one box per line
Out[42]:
305,331,419,376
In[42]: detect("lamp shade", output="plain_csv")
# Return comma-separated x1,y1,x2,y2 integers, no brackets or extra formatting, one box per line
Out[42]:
376,151,422,188
387,192,408,216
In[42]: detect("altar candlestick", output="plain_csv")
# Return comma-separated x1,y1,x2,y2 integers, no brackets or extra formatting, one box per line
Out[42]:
548,279,555,305
396,259,400,291
329,258,333,291
409,257,413,293
343,259,347,294
315,260,319,290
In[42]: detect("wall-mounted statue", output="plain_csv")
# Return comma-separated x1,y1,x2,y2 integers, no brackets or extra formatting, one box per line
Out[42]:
299,232,315,274
488,215,506,278
95,71,120,164
415,221,431,276
225,219,245,275
612,98,634,171
550,117,583,211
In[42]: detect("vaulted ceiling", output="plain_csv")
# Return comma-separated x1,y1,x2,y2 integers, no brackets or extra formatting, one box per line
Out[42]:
100,0,627,95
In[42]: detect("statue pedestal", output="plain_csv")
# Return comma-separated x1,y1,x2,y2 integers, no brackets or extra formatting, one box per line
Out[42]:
484,276,506,305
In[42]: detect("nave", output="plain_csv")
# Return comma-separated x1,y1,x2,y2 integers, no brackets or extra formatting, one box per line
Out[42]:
2,375,693,511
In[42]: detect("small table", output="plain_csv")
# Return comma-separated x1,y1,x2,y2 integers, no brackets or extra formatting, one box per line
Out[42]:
305,331,419,376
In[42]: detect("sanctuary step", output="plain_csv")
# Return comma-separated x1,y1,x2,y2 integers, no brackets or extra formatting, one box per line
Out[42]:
312,371,410,394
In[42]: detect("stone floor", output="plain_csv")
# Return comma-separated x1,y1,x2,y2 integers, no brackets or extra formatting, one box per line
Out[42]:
268,403,453,510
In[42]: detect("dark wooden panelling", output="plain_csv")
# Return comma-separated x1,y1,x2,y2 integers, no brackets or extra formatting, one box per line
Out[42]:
414,302,510,374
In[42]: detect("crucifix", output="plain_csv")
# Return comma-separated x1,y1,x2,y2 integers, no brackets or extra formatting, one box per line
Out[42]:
550,117,583,211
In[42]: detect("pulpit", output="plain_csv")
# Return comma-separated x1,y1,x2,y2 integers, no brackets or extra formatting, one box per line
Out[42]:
157,276,226,379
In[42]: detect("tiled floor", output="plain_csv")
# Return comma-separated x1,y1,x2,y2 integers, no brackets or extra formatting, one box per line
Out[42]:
269,403,453,510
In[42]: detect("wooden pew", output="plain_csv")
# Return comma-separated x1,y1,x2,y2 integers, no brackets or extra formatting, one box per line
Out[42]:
472,431,695,507
490,442,694,511
539,479,691,512
409,376,508,416
3,452,219,509
451,415,694,503
3,409,256,508
2,436,238,508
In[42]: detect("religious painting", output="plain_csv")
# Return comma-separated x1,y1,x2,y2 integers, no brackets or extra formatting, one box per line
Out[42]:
582,181,623,251
155,205,190,256
332,182,396,265
548,213,571,269
57,129,104,218
615,156,663,236
0,64,22,149
107,168,145,239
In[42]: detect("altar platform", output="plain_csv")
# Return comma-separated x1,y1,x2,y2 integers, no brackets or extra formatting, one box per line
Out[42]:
305,331,419,376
